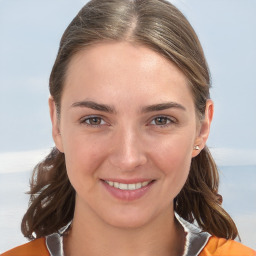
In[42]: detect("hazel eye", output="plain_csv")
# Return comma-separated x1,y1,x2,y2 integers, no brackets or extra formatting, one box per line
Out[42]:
150,116,174,126
82,116,106,126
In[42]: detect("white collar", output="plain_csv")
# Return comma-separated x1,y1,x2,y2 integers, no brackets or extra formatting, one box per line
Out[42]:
175,213,211,256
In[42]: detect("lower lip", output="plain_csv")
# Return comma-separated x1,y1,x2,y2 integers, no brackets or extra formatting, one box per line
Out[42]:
101,180,155,201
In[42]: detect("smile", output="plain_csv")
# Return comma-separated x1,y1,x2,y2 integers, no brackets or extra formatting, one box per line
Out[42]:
104,180,151,190
101,179,155,201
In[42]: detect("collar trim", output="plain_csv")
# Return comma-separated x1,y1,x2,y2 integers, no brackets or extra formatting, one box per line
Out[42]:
175,213,212,256
45,216,211,256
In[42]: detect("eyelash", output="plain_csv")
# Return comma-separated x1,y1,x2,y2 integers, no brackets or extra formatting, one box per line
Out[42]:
80,115,176,128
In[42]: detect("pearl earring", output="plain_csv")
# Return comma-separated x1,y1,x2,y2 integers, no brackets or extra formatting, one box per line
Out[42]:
194,145,200,150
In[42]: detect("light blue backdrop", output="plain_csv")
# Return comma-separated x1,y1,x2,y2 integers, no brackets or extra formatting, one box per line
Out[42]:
0,0,255,252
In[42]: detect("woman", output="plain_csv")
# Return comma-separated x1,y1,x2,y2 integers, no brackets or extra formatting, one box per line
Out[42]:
2,0,255,255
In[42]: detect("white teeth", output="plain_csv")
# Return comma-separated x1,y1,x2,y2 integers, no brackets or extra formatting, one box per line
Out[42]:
135,183,142,189
128,184,136,190
119,183,128,190
142,181,149,186
113,182,119,188
105,180,151,190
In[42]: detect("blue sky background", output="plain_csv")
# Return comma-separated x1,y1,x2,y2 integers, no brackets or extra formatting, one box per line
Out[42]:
0,0,255,252
0,0,256,155
0,0,256,159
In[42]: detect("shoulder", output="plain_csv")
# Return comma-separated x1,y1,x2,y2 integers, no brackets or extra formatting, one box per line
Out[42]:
200,236,256,256
1,238,49,256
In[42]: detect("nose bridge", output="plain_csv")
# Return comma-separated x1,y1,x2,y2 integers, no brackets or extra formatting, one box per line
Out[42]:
109,123,147,171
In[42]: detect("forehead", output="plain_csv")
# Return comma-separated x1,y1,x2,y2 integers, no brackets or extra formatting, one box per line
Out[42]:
67,41,186,80
63,41,194,110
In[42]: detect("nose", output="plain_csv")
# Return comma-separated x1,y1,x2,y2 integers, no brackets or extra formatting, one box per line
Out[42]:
108,126,147,172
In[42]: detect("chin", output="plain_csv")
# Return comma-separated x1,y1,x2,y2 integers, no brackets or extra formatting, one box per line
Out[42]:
105,214,152,229
98,204,169,230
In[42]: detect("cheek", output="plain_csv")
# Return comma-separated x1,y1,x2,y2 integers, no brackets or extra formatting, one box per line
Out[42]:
151,133,194,195
152,131,194,168
62,133,108,190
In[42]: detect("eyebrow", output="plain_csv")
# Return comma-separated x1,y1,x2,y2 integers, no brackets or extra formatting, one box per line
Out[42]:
141,102,186,113
71,100,116,113
71,100,186,113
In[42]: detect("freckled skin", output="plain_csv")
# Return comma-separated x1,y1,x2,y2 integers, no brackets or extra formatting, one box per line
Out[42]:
50,41,213,232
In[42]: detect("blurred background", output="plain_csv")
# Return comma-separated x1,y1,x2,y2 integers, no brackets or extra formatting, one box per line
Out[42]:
0,0,255,252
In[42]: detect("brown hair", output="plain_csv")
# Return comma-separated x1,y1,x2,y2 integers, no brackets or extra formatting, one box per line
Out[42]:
22,0,238,240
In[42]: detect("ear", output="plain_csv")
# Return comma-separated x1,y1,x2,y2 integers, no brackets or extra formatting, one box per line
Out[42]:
49,96,64,152
192,99,214,157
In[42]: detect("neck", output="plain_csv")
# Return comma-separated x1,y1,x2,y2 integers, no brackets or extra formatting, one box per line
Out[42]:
64,201,185,256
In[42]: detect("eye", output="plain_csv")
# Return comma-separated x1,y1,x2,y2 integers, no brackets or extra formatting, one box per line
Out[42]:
150,116,175,127
81,116,107,127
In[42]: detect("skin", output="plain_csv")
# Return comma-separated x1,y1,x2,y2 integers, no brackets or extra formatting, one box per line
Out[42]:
49,41,213,256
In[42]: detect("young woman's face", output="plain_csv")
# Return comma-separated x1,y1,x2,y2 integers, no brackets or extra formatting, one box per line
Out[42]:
50,42,212,228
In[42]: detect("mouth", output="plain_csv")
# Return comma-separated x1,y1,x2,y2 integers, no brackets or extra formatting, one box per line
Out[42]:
101,179,155,201
103,180,153,191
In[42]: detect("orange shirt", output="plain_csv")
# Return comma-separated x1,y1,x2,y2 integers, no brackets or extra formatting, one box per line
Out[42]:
1,236,255,256
1,238,49,256
201,237,256,256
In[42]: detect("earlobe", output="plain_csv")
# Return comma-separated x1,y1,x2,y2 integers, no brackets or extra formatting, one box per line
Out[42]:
192,100,214,157
48,96,64,153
